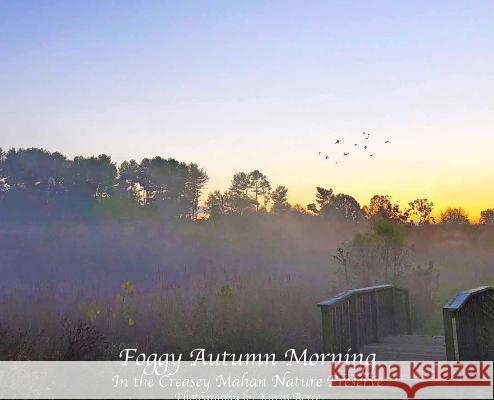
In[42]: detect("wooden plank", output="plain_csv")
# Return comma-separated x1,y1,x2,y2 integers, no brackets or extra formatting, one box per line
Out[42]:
360,334,447,361
320,307,333,354
443,308,457,360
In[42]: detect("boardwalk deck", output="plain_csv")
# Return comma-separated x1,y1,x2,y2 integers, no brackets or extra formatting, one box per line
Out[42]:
318,285,492,361
360,334,446,361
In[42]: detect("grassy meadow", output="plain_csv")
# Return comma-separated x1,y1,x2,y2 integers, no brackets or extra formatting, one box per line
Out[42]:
0,215,492,360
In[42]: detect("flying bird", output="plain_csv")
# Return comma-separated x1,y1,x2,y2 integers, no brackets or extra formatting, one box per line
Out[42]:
318,151,321,155
343,152,349,156
354,144,358,146
325,155,329,160
364,145,368,149
335,140,341,144
384,140,391,144
370,154,374,157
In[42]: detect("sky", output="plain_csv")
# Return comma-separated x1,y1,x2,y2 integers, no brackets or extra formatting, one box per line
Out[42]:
1,0,493,219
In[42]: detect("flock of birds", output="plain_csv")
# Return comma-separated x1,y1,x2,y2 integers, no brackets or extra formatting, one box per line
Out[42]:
318,131,392,164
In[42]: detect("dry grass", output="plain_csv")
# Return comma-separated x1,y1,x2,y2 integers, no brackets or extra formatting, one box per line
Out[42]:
0,216,492,359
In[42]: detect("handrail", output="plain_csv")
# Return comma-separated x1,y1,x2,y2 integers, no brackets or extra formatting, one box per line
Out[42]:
443,286,493,360
443,286,492,310
318,285,411,354
318,284,393,307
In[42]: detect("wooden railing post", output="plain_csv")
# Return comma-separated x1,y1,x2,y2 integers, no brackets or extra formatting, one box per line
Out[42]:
318,284,410,353
443,308,458,361
320,306,333,354
443,286,493,361
349,296,358,351
391,287,397,335
371,290,379,342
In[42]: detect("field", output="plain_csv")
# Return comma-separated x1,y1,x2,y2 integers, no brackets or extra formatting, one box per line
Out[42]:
0,215,492,360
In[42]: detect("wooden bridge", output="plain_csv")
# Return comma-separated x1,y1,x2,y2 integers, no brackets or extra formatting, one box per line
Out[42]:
317,284,493,361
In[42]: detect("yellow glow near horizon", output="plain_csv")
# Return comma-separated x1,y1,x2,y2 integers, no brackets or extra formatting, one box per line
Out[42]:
3,1,494,221
201,127,494,222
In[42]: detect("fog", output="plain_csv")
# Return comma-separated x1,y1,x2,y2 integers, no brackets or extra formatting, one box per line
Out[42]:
0,215,492,359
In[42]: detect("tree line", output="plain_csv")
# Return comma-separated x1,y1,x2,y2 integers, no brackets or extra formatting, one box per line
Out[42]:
0,147,207,222
0,147,493,225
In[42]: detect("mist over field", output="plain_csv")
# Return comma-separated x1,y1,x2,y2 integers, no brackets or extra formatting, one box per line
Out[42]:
0,147,493,360
1,213,492,360
0,147,492,361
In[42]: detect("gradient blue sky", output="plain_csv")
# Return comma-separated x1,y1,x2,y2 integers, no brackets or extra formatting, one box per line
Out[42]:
1,1,493,217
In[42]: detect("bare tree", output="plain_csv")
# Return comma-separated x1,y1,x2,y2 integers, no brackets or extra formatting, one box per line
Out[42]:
407,198,434,225
364,194,408,222
315,187,333,211
439,207,469,225
479,209,494,225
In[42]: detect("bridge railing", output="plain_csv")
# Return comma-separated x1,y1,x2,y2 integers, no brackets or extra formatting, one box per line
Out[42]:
443,286,494,361
317,284,411,354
